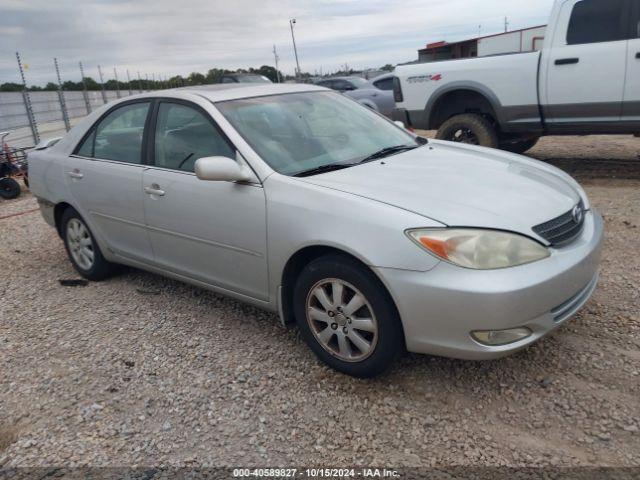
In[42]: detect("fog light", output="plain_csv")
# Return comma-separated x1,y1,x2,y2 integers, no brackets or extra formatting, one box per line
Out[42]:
471,327,532,346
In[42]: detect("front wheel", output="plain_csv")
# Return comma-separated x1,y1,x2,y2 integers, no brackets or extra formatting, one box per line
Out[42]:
0,177,21,199
293,254,404,378
436,113,499,149
61,208,117,281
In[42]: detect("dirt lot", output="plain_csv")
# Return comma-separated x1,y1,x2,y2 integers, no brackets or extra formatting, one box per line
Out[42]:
1,135,639,468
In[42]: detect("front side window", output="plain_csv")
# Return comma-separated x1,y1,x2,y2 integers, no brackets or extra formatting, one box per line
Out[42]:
216,91,419,176
567,0,627,45
154,102,235,172
76,102,150,163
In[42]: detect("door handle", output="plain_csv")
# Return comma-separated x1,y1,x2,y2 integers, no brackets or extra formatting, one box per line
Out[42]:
636,52,640,59
555,58,580,65
68,170,84,179
144,184,165,197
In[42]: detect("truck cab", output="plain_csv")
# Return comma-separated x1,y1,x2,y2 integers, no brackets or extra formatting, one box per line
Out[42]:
393,0,640,153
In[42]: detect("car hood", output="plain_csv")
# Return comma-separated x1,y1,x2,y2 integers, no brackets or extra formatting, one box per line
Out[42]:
298,141,582,241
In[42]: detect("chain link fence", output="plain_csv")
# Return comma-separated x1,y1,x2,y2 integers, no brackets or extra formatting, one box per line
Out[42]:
0,90,136,148
0,53,160,149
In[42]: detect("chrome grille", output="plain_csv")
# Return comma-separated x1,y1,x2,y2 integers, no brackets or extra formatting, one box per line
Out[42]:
532,201,585,246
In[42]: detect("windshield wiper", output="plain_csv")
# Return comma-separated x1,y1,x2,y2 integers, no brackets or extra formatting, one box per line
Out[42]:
293,163,357,178
358,145,419,164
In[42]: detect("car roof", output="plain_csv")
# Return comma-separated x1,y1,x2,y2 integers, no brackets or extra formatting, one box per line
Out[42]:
113,83,329,103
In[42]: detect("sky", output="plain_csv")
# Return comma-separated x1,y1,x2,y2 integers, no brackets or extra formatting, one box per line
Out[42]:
0,0,554,86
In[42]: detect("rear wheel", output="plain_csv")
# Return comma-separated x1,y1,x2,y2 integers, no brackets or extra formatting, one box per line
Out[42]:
436,113,499,149
499,136,540,154
61,208,117,281
293,254,403,378
0,177,21,199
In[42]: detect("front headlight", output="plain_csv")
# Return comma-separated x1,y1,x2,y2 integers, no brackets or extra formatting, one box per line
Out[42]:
407,229,550,270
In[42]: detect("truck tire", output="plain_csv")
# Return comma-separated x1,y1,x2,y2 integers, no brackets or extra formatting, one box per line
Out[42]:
499,137,540,154
436,114,499,149
0,178,21,199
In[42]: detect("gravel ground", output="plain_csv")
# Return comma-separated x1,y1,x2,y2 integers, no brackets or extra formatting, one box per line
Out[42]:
1,135,639,468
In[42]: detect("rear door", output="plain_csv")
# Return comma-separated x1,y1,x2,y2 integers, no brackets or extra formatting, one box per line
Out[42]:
542,0,630,129
623,0,640,124
66,100,154,263
142,99,269,300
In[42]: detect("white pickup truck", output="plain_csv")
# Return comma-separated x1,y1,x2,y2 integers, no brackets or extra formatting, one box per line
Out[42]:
393,0,640,153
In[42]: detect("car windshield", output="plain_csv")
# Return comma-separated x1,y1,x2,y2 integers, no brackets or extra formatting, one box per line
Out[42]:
216,91,418,176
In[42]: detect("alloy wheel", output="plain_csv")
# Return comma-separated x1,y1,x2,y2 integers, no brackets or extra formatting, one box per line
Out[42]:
67,218,94,271
305,279,378,362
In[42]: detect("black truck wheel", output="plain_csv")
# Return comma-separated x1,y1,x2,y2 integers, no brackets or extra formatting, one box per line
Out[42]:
436,114,499,149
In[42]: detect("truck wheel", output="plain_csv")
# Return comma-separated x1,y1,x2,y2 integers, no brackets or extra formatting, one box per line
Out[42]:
500,137,540,154
0,178,21,199
436,114,498,149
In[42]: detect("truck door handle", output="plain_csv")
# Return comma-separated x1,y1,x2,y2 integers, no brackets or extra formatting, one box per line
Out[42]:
555,58,579,65
144,184,165,197
68,170,84,179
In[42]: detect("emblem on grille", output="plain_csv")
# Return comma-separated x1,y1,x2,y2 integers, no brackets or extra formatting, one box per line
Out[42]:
572,205,584,224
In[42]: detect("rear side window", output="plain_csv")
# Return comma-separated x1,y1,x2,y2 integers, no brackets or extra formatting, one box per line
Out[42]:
153,102,235,172
76,102,150,163
567,0,628,45
373,77,394,91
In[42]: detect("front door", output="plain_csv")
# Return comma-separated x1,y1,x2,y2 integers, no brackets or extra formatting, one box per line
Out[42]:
65,101,154,263
142,100,269,300
542,0,630,128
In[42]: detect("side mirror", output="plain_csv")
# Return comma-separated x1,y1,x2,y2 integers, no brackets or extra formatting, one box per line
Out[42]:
394,121,406,129
195,157,253,182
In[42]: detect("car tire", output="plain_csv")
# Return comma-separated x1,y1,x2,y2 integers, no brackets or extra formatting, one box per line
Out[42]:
61,208,117,281
436,114,499,149
499,137,540,154
0,177,21,199
293,253,404,378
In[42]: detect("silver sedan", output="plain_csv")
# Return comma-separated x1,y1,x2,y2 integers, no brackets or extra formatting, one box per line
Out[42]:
29,84,603,378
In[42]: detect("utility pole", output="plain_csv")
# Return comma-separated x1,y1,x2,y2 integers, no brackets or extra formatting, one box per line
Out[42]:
289,19,301,80
504,16,509,32
137,71,142,93
273,45,281,83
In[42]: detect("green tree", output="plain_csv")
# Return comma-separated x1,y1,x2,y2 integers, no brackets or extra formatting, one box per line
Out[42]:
0,82,24,92
380,64,394,72
187,72,206,85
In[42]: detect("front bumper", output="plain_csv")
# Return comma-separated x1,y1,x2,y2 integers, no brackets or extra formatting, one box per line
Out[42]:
375,209,604,360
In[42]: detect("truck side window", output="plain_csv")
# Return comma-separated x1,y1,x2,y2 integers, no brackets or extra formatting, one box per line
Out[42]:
567,0,627,45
